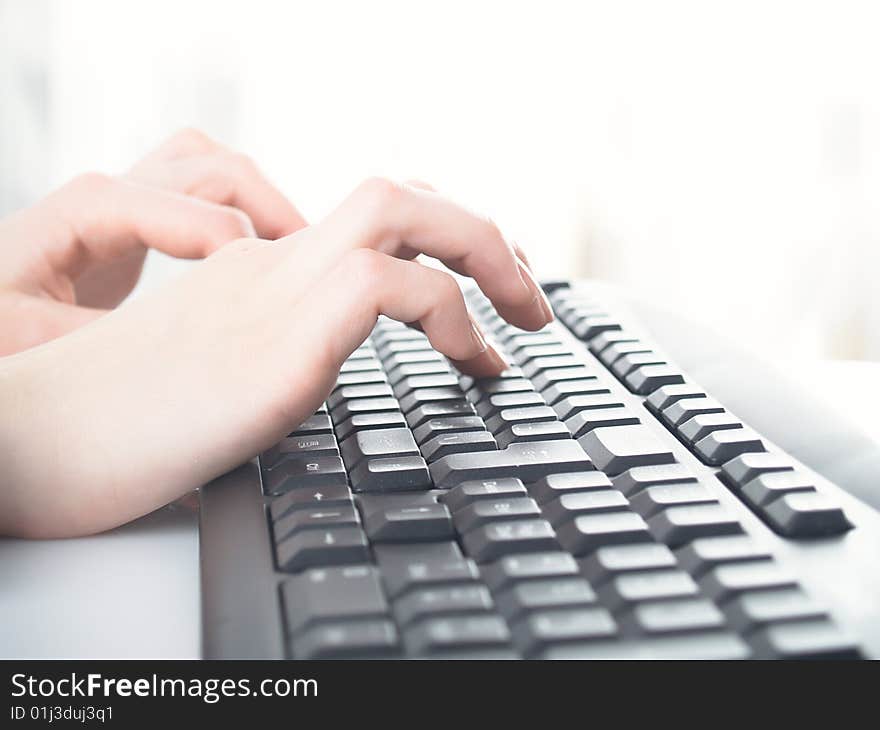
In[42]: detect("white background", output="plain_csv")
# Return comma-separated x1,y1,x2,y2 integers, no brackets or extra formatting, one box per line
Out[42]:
2,0,878,362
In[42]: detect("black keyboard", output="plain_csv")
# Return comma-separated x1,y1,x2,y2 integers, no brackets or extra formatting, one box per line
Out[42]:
199,280,880,659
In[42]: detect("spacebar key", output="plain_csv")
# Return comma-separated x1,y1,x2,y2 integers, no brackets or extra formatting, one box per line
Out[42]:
430,440,593,488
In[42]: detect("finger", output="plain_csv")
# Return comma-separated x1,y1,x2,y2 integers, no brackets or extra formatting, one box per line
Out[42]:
311,178,552,330
0,293,106,355
168,152,308,238
309,249,508,378
406,179,536,274
39,173,256,275
129,134,307,239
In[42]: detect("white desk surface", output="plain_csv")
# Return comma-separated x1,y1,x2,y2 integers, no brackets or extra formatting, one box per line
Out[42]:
0,502,199,659
0,360,877,659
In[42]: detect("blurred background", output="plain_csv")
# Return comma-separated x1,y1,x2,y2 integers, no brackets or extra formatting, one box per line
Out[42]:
1,0,878,363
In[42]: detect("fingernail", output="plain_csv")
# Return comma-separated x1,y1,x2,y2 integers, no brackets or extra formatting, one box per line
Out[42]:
517,260,554,324
469,315,489,354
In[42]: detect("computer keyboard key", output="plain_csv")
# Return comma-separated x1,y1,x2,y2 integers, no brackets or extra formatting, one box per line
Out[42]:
430,440,593,488
517,343,575,364
750,620,862,660
542,490,630,526
387,361,452,385
332,397,401,424
476,391,546,419
440,477,528,511
340,427,419,469
495,421,571,448
599,341,653,367
281,565,388,636
512,607,617,655
553,394,624,421
262,433,340,469
522,355,585,379
678,413,743,444
336,371,388,389
645,384,707,413
578,543,678,585
763,492,853,538
467,380,535,405
719,452,796,487
649,504,743,547
339,358,382,374
453,497,543,533
372,328,426,347
263,456,348,496
274,504,361,542
630,482,717,518
611,463,698,497
675,535,773,576
542,379,607,406
598,569,699,612
393,585,495,626
496,577,597,619
572,316,622,341
662,397,725,427
421,431,497,461
700,561,797,603
374,542,480,598
378,339,434,357
485,406,558,434
557,511,653,556
694,427,765,466
565,407,641,437
578,425,675,476
412,416,487,445
270,483,353,521
724,588,827,634
461,519,560,562
612,352,667,379
532,366,596,391
350,455,432,493
276,528,371,573
507,333,561,353
588,329,640,355
406,400,477,429
327,383,394,411
481,552,579,591
625,365,686,395
404,615,512,656
363,503,454,543
288,413,334,437
540,631,750,660
335,411,408,442
399,387,467,414
385,350,446,373
393,373,461,398
291,619,400,660
741,471,816,507
624,598,726,636
529,471,611,504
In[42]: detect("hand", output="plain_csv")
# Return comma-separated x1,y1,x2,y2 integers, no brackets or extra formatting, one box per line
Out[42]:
0,128,306,355
0,177,552,537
